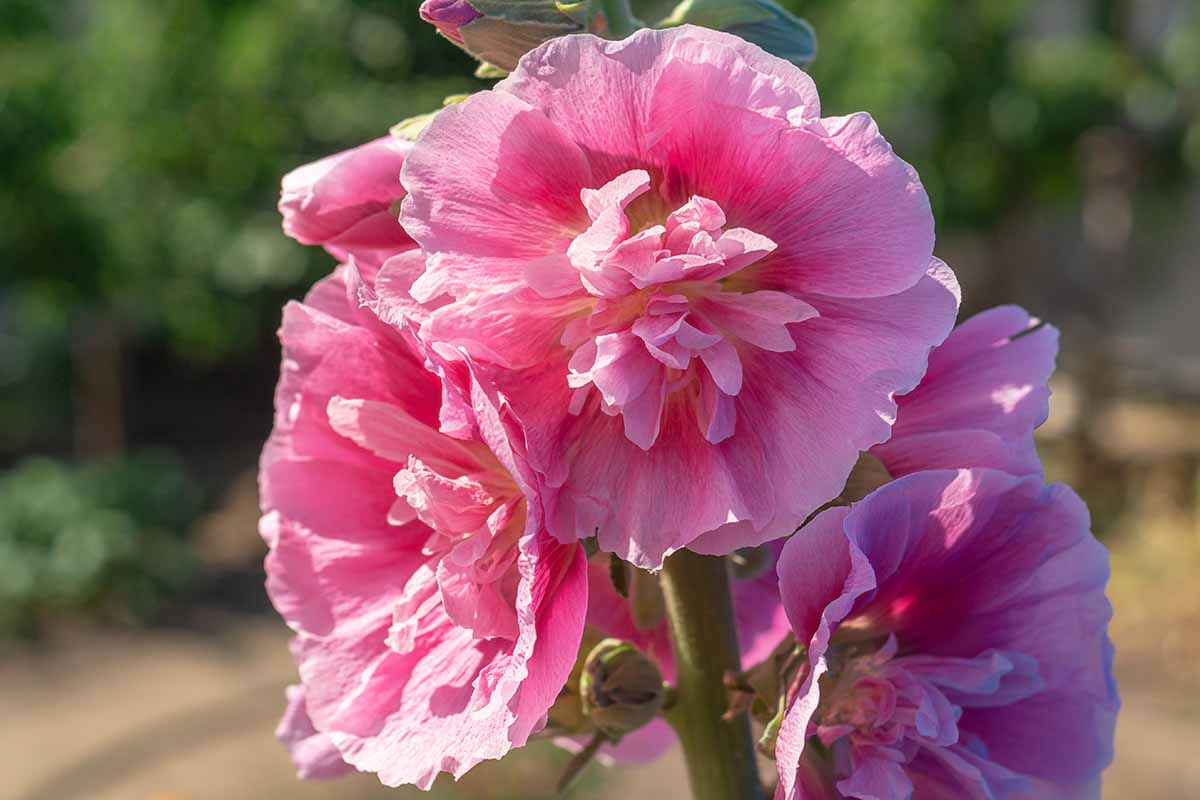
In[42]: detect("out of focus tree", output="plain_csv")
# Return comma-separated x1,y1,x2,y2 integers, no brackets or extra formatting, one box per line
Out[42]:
0,451,200,637
0,0,477,456
787,0,1198,233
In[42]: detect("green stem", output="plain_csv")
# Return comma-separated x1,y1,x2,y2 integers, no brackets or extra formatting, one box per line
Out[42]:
660,550,766,800
596,0,641,38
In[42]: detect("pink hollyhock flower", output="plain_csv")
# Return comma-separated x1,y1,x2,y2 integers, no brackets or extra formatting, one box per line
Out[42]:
279,135,416,276
261,260,588,788
774,469,1118,799
419,0,482,45
872,305,1058,479
399,25,960,568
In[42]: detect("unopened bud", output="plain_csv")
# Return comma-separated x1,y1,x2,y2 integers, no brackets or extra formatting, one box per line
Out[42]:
420,0,587,72
658,0,817,67
420,0,484,45
580,639,666,739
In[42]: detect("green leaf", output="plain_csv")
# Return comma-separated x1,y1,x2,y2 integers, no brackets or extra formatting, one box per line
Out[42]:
658,0,817,68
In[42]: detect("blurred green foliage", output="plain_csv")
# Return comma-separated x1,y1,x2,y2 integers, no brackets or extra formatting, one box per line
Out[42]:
0,0,477,452
0,451,201,636
781,0,1199,227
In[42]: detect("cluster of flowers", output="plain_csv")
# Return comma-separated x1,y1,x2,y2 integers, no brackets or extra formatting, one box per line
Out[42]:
262,23,1117,799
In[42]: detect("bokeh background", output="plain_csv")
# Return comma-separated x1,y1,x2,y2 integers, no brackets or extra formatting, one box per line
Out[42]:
2,0,1198,797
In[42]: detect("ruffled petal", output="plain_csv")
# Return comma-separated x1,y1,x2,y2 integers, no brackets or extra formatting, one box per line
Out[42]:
276,685,354,780
873,305,1058,477
279,135,415,272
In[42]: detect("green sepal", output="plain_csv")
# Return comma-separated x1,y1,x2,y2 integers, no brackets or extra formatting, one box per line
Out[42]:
459,15,579,71
474,61,510,79
389,94,473,141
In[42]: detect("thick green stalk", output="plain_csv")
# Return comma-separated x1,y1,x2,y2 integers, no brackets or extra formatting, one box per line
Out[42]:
660,550,766,800
596,0,641,38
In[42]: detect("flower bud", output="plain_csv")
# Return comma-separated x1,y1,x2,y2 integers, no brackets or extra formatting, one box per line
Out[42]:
658,0,817,67
419,0,483,45
419,0,586,72
579,639,666,739
545,626,607,734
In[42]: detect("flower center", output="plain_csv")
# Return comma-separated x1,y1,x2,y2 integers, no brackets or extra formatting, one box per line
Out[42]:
387,455,525,648
812,635,1044,799
535,169,817,450
324,396,527,647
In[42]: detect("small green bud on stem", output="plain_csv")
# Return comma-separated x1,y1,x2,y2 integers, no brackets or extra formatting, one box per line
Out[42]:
580,638,667,739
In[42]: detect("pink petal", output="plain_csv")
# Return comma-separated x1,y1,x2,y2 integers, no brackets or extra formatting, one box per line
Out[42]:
620,366,669,450
277,685,354,780
279,135,415,271
581,168,652,218
401,91,593,303
423,287,590,370
696,372,737,443
501,28,819,184
774,506,877,800
873,305,1058,477
695,290,818,353
699,339,744,395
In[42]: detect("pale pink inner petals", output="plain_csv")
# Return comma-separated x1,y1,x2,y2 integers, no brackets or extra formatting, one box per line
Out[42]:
327,396,479,475
393,457,497,536
554,169,802,449
384,449,525,644
325,385,526,632
815,635,1042,799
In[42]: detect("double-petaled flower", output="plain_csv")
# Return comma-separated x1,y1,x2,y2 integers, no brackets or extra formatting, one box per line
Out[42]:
399,25,960,569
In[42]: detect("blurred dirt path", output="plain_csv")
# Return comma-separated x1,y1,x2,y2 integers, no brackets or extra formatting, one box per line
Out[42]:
0,619,684,800
1106,685,1200,799
0,617,1193,799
